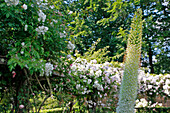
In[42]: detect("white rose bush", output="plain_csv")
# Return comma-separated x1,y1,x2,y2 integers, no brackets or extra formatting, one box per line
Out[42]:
0,0,71,112
50,56,121,112
135,98,163,108
1,0,70,73
138,72,170,97
138,72,170,106
52,55,169,112
69,58,121,111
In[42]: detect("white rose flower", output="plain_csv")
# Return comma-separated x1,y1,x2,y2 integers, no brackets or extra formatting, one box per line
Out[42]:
36,26,48,35
21,42,25,46
147,85,152,89
45,62,54,76
24,25,28,31
68,11,73,14
21,51,24,54
76,84,80,89
67,41,75,51
5,0,19,6
95,70,102,77
60,32,66,38
38,10,46,22
87,79,92,84
67,54,71,59
90,59,97,64
50,5,54,9
23,4,27,10
44,26,48,31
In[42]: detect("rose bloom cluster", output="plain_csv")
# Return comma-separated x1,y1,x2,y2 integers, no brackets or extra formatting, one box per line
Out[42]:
135,98,163,108
3,0,69,70
52,56,169,109
70,58,121,108
5,0,19,6
4,0,49,35
138,70,170,97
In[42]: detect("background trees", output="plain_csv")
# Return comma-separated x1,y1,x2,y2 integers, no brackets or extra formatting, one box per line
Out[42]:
62,0,169,74
139,0,170,74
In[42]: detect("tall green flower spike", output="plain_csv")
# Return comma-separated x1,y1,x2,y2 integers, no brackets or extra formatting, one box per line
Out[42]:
116,8,143,113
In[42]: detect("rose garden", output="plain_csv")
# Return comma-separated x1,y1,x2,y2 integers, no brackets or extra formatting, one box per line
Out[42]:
0,0,169,113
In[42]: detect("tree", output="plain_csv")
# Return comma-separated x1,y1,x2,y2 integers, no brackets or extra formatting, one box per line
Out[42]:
137,0,170,74
65,0,169,74
66,0,136,61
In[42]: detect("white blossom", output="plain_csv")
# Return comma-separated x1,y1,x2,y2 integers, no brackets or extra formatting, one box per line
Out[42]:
67,54,71,59
24,25,28,31
67,41,75,51
76,84,80,89
68,11,73,14
20,51,24,54
90,59,97,64
60,32,66,38
19,105,24,109
21,42,25,46
162,1,169,6
38,10,46,22
36,26,48,35
87,79,92,84
5,0,19,6
45,62,54,76
50,5,54,9
23,4,27,10
95,70,102,77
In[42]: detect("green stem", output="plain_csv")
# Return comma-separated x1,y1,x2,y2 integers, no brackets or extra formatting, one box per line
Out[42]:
34,73,45,91
45,75,52,95
23,68,38,113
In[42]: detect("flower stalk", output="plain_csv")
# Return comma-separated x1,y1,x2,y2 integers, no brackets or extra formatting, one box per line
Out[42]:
116,8,143,113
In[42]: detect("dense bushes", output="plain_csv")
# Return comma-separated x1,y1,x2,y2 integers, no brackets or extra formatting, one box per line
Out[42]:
0,0,70,112
136,107,170,113
50,55,170,112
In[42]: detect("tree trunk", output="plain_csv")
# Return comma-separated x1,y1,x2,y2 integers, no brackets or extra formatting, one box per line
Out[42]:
149,42,154,73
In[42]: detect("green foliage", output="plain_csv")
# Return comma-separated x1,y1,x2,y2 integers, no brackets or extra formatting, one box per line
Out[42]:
139,0,170,74
0,0,68,72
75,38,110,63
136,107,170,113
0,0,70,112
29,93,59,110
65,0,170,74
75,38,122,68
65,0,135,61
